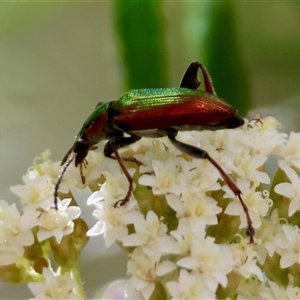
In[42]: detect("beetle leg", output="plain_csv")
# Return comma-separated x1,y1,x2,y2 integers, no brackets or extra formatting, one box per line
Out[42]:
104,136,140,157
180,61,216,96
104,136,143,165
105,136,141,208
167,133,254,243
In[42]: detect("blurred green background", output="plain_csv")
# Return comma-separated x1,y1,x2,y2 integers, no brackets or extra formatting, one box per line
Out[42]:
0,2,299,299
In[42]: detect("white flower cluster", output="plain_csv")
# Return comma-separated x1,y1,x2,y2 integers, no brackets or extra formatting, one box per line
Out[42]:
0,151,85,299
9,153,81,245
85,116,300,299
2,116,300,299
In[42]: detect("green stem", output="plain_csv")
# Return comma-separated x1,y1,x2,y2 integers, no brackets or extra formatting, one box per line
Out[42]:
72,261,87,300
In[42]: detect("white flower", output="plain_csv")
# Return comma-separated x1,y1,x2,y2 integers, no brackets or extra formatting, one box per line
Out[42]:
87,196,139,248
166,188,222,224
176,157,221,193
10,171,55,209
275,168,300,216
239,116,286,156
231,153,270,184
0,200,39,265
236,277,266,300
170,218,207,256
255,209,283,264
224,179,270,229
87,158,136,205
37,198,81,244
121,211,180,259
126,247,176,300
177,237,234,292
286,284,300,299
166,269,216,300
33,150,79,195
10,150,83,211
139,158,183,195
232,238,263,280
133,138,178,174
28,268,82,299
274,224,300,268
259,280,289,299
278,131,300,170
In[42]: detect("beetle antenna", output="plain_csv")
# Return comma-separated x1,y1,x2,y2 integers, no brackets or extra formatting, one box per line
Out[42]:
54,153,76,210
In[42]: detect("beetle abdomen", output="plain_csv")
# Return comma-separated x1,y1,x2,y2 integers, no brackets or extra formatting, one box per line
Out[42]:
111,88,243,133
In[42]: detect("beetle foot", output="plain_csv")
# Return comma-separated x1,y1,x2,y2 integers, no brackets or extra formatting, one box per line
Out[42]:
246,225,255,244
113,197,129,208
237,193,255,243
113,179,134,208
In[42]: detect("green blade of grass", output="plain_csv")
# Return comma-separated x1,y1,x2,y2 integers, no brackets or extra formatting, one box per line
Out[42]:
114,1,168,90
201,2,250,116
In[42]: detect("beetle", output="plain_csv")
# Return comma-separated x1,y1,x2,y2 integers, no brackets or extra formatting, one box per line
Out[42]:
54,62,254,242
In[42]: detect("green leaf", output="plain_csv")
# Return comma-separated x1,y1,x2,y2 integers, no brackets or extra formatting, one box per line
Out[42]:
114,1,168,89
